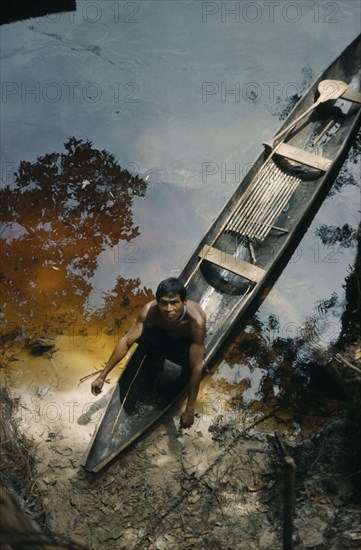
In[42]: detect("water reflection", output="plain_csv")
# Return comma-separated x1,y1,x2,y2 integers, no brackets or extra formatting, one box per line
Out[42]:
315,223,356,248
327,132,360,195
0,137,151,342
210,315,345,437
218,235,359,431
267,64,314,121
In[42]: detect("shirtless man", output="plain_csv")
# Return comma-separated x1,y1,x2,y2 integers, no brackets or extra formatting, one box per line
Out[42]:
91,278,207,428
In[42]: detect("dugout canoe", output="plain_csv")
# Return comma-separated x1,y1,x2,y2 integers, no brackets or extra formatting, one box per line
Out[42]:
82,34,361,472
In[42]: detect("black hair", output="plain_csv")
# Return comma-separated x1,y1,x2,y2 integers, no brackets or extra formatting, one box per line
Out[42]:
155,278,187,303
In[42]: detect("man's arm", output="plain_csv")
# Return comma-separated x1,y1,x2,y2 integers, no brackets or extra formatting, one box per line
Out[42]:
180,342,204,428
91,305,149,396
180,319,206,428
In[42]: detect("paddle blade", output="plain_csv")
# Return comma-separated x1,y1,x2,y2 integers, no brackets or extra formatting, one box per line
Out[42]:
273,79,348,143
317,79,348,102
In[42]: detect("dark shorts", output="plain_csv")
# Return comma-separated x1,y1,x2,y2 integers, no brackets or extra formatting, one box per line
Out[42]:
137,324,192,371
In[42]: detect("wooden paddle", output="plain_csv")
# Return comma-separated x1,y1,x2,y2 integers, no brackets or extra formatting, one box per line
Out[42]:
274,79,348,142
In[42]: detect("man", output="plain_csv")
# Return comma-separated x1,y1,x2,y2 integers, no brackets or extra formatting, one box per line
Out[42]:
91,278,207,428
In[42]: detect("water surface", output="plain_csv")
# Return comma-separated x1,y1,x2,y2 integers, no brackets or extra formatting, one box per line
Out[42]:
1,0,360,437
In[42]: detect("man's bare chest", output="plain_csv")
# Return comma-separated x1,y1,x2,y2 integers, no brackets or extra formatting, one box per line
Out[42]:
158,320,191,340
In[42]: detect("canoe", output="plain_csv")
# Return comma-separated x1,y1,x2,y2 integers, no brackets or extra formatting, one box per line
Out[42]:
82,34,361,472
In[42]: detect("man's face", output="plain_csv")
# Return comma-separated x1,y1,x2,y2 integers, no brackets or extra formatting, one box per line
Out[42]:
158,293,185,322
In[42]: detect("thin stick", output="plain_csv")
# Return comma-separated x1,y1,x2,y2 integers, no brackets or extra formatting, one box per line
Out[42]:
111,353,147,429
233,166,280,236
247,238,257,264
79,369,104,383
241,173,294,238
231,220,289,235
275,431,296,550
283,455,296,550
229,163,279,233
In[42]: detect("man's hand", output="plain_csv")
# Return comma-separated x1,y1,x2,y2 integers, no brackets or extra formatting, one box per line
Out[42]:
180,408,195,429
91,376,104,396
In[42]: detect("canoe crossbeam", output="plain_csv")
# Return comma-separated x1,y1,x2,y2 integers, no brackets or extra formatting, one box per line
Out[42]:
342,89,361,104
274,143,332,171
200,245,266,283
225,161,301,241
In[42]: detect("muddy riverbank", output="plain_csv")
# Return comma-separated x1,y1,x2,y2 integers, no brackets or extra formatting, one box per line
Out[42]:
1,334,360,549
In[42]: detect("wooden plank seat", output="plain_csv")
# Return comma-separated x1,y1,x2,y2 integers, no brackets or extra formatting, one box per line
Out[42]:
200,245,266,283
342,89,361,104
274,142,333,172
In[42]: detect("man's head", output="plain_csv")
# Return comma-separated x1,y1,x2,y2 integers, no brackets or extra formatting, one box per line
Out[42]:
156,278,187,322
156,278,187,303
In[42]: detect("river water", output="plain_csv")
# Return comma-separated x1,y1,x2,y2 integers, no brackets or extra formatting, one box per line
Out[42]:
1,1,360,437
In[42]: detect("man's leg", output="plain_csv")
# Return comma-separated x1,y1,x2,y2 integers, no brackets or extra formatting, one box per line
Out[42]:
136,325,167,392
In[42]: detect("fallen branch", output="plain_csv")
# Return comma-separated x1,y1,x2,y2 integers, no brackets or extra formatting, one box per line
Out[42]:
334,353,361,375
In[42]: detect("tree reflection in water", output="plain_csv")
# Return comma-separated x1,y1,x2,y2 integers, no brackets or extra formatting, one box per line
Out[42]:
0,137,152,342
212,315,345,436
